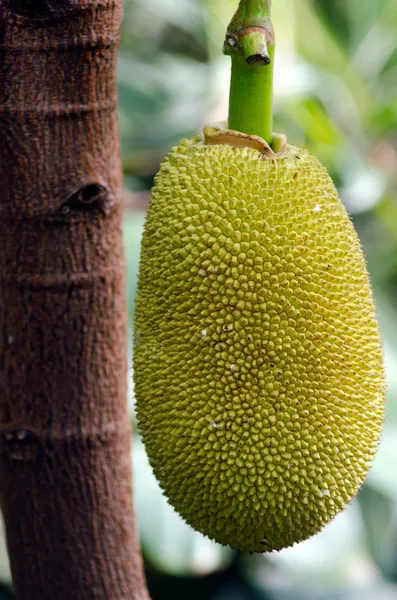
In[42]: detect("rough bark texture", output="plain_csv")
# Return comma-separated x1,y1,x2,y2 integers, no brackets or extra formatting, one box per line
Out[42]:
0,1,149,598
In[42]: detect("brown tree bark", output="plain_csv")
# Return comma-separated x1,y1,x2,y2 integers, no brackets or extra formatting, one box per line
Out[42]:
0,1,149,598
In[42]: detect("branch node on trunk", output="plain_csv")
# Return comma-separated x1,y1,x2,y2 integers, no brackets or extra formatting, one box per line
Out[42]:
3,430,42,462
60,182,113,215
4,0,75,22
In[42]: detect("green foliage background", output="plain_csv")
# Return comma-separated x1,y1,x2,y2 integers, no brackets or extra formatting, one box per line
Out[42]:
3,1,397,598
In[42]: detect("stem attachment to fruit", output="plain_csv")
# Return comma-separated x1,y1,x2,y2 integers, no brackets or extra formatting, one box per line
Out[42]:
223,0,275,144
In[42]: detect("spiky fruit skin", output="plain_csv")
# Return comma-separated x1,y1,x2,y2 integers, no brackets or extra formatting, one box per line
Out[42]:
134,136,385,553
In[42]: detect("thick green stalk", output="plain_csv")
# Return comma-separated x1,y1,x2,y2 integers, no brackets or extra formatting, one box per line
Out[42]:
224,0,275,143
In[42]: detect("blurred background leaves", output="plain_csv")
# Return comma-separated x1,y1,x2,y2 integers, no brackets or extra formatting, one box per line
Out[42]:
2,0,397,598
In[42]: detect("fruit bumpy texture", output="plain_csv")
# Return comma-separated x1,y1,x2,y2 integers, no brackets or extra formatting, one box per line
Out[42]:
134,136,385,553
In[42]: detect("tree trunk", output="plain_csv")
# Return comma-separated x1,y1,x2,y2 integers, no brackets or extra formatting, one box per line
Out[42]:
0,1,149,598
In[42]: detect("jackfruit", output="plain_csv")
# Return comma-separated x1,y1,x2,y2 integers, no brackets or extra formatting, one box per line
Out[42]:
134,132,385,553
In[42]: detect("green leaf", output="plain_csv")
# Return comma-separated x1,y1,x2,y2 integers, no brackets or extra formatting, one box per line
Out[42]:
358,485,397,581
123,211,146,324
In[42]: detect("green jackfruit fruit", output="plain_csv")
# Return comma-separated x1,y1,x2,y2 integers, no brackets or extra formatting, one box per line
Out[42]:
134,135,385,553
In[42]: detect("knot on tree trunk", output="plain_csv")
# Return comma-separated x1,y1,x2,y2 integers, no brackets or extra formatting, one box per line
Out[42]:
60,182,113,216
4,0,75,21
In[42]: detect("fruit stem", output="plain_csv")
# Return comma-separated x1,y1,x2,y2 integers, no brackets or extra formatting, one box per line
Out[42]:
223,0,275,144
